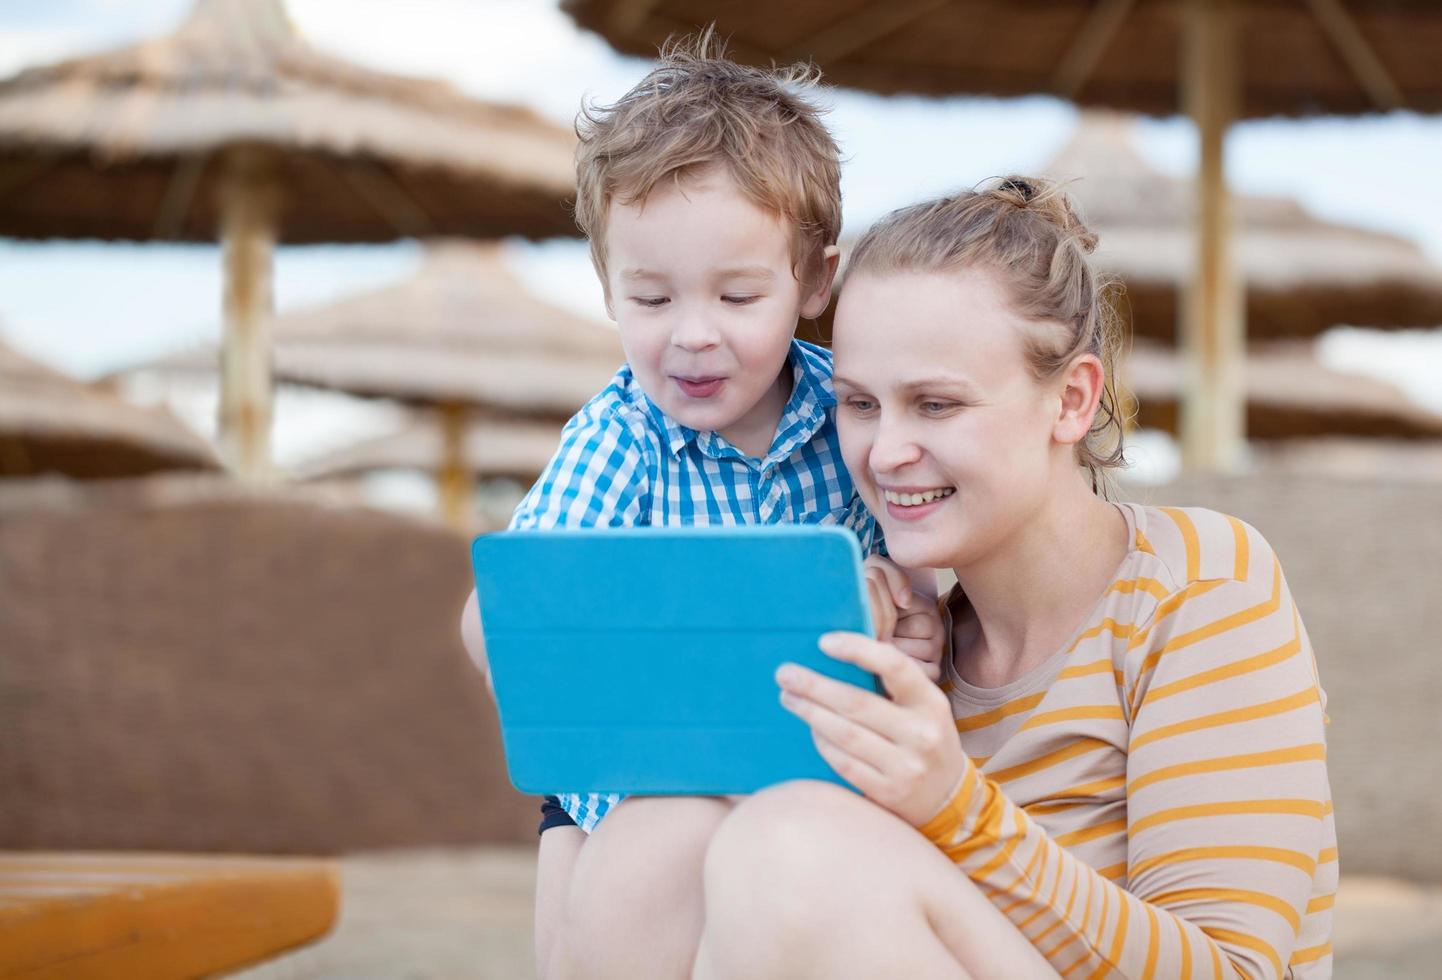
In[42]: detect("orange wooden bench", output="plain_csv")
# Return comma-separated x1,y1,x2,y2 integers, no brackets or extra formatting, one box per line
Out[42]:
0,852,339,979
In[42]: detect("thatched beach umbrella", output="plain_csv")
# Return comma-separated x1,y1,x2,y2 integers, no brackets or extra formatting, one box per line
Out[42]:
296,416,561,485
128,241,622,525
1047,115,1442,343
1127,338,1442,441
0,336,219,479
0,0,579,479
566,0,1442,470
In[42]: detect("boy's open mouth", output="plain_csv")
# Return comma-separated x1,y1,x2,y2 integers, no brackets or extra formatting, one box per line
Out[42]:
674,376,725,398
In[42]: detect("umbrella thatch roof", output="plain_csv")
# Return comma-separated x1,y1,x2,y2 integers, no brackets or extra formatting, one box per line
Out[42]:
564,0,1442,118
0,336,220,479
800,117,1442,347
1047,116,1442,341
1127,339,1442,440
125,241,624,419
0,0,579,242
295,415,561,484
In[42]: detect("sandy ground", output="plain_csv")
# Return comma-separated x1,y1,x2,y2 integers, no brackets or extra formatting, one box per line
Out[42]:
229,847,1442,979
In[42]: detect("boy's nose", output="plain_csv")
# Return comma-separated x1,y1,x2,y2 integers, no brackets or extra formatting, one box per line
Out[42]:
671,313,721,352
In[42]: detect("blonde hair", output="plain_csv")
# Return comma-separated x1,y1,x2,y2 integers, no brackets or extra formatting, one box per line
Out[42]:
574,31,842,287
846,176,1129,494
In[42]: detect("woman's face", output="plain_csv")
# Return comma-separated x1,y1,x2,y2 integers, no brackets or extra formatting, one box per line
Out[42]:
831,267,1062,572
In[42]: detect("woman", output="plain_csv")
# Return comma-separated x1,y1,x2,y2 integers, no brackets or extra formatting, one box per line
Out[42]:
545,179,1336,980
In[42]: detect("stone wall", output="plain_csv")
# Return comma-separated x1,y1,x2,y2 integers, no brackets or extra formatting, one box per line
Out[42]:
1126,473,1442,880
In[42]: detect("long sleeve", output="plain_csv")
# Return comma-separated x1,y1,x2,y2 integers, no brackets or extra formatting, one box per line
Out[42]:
922,535,1334,978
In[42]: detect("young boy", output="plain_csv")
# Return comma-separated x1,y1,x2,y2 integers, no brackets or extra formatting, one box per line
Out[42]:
459,39,943,969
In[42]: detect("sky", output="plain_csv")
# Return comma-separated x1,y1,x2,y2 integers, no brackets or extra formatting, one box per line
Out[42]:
2,0,1440,430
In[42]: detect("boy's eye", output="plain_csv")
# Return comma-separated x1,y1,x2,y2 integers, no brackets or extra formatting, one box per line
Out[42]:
631,296,669,308
721,295,761,305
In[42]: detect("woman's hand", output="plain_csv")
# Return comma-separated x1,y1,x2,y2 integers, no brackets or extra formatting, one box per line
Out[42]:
777,631,967,828
864,556,946,683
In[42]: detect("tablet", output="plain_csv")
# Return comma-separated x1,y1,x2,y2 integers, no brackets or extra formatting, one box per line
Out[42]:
471,525,878,796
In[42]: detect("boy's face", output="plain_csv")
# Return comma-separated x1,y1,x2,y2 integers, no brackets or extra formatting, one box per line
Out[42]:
602,167,834,455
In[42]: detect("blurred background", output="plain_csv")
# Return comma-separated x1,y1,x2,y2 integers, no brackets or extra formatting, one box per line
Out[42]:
1,1,1439,976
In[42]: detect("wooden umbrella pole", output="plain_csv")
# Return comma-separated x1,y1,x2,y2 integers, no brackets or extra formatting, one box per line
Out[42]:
218,146,279,480
1181,0,1245,471
437,403,474,530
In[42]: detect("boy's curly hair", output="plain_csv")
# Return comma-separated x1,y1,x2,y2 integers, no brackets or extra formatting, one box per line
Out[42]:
574,30,842,288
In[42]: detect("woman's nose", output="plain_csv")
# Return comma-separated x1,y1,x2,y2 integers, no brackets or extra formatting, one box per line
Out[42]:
868,417,923,473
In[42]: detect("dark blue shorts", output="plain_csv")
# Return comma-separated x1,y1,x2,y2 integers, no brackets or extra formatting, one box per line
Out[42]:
539,795,578,835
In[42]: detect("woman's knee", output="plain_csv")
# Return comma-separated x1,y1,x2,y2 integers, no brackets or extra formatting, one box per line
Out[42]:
704,780,871,897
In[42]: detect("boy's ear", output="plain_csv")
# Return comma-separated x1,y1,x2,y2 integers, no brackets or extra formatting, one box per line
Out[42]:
799,245,842,320
1052,353,1106,447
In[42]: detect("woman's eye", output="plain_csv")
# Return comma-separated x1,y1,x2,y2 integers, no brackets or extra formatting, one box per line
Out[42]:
721,295,761,305
846,398,878,414
921,401,955,414
631,296,669,308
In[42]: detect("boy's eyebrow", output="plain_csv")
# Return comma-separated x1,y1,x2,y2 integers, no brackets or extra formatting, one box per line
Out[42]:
715,265,775,281
620,265,776,282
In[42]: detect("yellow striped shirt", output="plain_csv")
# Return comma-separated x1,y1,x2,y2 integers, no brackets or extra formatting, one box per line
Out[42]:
925,503,1336,979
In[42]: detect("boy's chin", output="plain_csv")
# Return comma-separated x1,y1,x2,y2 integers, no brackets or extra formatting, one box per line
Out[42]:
660,397,740,434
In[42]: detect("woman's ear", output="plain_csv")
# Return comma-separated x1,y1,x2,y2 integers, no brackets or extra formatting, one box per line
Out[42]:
1053,353,1105,447
799,245,842,320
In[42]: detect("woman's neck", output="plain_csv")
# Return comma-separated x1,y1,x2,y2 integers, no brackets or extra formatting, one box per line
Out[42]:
949,476,1129,689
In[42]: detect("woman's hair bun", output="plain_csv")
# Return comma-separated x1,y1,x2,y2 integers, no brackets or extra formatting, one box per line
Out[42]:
989,174,1099,254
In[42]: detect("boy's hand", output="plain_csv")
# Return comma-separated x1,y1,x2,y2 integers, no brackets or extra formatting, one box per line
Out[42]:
863,556,946,683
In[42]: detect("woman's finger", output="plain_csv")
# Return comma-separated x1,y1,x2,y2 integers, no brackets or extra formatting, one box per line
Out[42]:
817,631,938,709
864,555,913,608
865,574,897,640
776,661,912,743
779,687,907,776
809,730,886,799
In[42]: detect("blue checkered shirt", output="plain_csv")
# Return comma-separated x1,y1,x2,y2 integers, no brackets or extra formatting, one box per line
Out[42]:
509,339,877,832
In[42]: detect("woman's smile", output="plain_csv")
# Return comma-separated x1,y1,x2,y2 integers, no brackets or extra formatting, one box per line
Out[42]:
880,485,956,521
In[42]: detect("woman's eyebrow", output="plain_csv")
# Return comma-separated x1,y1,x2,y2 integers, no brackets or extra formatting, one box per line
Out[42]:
901,375,981,396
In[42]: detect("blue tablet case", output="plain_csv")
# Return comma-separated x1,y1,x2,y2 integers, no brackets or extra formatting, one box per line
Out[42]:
471,525,878,796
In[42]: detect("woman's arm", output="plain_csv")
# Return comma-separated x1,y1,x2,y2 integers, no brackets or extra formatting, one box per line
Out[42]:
780,550,1332,978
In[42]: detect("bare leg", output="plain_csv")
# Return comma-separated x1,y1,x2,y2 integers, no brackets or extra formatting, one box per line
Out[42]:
534,825,584,978
693,781,1057,980
546,796,734,980
459,589,494,697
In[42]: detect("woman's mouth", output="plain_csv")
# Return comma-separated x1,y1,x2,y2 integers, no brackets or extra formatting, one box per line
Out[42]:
674,376,724,398
881,486,955,521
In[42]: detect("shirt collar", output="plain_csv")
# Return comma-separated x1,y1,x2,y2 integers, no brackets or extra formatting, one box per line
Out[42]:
642,339,836,462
